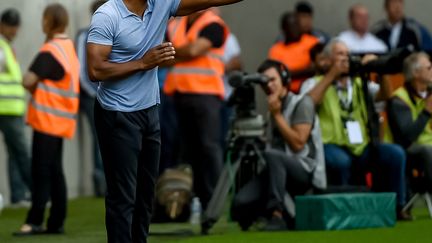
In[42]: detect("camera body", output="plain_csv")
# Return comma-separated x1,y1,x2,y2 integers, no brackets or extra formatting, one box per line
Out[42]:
227,71,270,137
349,47,414,76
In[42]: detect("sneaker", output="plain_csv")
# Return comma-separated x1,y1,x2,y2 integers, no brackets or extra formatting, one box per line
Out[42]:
397,210,414,221
261,216,288,231
9,200,31,209
43,227,65,235
13,224,44,236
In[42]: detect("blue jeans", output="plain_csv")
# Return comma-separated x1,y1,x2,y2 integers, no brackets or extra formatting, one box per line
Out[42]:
0,116,31,203
324,143,406,206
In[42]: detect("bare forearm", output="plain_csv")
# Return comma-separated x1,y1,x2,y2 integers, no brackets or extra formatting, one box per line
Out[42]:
225,56,242,73
273,113,306,152
177,0,243,16
175,45,198,61
308,73,335,105
23,72,39,92
88,60,144,82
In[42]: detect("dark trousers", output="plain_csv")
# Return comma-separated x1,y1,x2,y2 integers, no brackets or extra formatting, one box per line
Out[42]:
264,149,311,212
406,144,432,193
231,149,311,226
324,143,406,206
159,91,179,173
26,131,66,230
175,93,223,210
0,116,32,203
94,101,160,243
79,92,105,196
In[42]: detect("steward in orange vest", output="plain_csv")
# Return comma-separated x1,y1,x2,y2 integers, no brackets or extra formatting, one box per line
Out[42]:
26,38,80,139
15,4,80,236
162,10,229,212
268,12,318,93
164,10,229,98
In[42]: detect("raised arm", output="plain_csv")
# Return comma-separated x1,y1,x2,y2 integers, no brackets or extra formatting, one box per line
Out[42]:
176,0,243,16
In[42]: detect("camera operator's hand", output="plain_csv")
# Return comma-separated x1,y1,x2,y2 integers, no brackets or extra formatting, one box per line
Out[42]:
425,94,432,114
268,94,282,116
361,54,378,65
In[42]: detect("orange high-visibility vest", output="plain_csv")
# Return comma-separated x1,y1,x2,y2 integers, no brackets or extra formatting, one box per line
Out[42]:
268,34,319,93
163,11,229,98
26,38,80,139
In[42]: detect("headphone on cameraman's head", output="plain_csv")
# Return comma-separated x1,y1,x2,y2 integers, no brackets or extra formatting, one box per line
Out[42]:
258,59,291,86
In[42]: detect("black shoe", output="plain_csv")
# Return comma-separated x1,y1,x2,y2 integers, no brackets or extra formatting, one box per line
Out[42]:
13,224,44,236
397,210,413,221
43,227,65,235
261,216,288,231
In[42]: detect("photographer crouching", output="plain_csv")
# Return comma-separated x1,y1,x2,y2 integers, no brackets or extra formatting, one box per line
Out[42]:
255,60,327,230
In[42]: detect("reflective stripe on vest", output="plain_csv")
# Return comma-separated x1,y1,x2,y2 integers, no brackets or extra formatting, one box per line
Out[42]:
169,67,217,75
0,81,23,85
0,95,24,99
30,98,76,119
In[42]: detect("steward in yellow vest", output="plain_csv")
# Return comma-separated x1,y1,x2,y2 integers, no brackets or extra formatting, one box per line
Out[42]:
388,52,432,193
0,8,31,205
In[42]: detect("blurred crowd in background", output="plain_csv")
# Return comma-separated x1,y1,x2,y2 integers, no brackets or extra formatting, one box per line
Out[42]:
1,0,432,235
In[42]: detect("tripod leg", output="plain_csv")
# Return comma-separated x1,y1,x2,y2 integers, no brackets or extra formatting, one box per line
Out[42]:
202,159,241,234
283,193,296,218
403,193,419,212
424,193,432,219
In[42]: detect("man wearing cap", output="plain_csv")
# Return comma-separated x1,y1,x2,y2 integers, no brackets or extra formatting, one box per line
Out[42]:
0,8,31,207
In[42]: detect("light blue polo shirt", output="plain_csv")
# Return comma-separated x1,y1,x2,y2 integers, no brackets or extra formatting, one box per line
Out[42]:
87,0,181,112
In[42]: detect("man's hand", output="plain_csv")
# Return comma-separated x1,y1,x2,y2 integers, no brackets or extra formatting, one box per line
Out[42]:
425,94,432,114
361,54,378,65
268,94,282,116
141,42,176,70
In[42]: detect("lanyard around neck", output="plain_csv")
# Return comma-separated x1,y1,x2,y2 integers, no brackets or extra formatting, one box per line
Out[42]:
336,79,353,112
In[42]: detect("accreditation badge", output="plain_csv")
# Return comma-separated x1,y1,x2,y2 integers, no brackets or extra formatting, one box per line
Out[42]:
346,120,363,144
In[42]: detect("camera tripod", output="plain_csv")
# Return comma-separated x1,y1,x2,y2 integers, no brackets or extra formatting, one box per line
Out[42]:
201,114,267,234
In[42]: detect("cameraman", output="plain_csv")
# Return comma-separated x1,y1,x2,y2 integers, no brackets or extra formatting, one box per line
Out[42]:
388,52,432,193
308,39,411,220
258,60,326,230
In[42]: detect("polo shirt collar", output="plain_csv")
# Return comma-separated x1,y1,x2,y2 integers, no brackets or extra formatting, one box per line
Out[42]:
116,0,153,19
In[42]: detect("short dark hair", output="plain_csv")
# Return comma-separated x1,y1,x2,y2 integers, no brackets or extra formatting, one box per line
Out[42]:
91,0,107,14
258,59,291,86
309,42,325,61
295,1,313,15
1,8,20,26
385,0,403,8
280,11,294,31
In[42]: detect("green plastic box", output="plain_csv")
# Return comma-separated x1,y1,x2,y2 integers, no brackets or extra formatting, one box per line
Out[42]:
295,193,396,231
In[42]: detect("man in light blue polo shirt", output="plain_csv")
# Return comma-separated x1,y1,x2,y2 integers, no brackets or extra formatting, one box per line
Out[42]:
87,0,244,242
